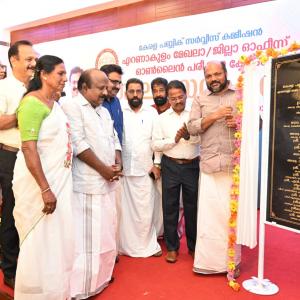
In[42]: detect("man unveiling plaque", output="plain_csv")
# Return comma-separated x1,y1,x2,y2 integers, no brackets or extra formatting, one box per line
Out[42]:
267,53,300,231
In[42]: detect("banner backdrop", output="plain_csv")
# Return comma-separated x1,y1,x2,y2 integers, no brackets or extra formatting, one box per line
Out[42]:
34,0,300,105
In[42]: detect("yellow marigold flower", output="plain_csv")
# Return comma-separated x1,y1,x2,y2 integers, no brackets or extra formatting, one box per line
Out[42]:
239,55,247,63
280,48,288,55
228,261,235,271
228,248,235,257
229,219,236,228
230,200,238,212
234,132,241,139
233,165,240,174
229,280,240,291
259,55,269,64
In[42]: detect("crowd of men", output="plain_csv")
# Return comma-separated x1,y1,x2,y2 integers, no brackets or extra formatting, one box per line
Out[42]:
0,40,239,299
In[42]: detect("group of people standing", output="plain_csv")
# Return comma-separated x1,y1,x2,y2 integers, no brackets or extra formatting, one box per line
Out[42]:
0,39,240,300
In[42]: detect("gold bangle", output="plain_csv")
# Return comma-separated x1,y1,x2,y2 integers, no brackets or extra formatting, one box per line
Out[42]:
154,164,161,169
41,187,50,194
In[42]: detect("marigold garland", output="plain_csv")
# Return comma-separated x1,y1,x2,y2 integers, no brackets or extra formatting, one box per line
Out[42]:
226,41,300,292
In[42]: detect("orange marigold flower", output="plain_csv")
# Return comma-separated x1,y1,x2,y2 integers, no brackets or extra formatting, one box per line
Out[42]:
266,48,274,56
244,57,251,65
229,233,236,244
255,50,262,57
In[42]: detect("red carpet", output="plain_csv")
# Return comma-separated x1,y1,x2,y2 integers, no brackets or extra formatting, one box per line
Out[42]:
1,223,299,299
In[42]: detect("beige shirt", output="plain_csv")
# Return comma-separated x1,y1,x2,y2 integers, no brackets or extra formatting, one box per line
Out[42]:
188,83,236,174
152,107,200,159
0,75,27,148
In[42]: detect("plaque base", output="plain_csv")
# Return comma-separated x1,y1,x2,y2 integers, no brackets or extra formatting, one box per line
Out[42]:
242,277,279,295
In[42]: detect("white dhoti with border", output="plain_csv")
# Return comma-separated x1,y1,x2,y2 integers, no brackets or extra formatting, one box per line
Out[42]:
119,176,161,257
70,191,117,299
193,172,241,274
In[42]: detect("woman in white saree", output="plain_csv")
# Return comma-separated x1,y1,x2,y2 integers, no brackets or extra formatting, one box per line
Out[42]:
12,55,73,300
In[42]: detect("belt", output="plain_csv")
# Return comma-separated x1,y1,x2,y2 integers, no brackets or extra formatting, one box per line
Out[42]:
164,155,199,165
0,143,19,153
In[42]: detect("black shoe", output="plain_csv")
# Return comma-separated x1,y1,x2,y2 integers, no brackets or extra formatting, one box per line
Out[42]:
3,277,15,289
109,276,114,284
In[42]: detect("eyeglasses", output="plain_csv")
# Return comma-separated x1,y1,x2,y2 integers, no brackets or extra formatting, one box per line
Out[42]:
168,95,185,102
127,89,143,95
109,78,122,85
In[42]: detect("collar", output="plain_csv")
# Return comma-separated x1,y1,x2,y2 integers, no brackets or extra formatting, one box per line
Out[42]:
123,101,147,112
166,106,189,115
76,93,91,106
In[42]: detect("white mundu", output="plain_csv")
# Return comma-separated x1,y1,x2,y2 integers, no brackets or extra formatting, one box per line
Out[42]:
119,103,161,257
62,94,120,299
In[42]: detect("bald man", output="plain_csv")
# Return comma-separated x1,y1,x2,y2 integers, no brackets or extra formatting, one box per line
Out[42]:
61,69,122,299
188,61,241,277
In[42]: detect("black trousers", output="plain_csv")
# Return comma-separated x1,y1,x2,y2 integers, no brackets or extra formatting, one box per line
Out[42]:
161,155,199,252
0,149,19,279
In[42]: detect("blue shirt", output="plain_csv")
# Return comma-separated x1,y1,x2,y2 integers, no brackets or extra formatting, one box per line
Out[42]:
102,96,123,144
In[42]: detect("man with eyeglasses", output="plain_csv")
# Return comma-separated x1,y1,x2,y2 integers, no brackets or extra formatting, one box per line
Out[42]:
118,78,162,258
100,64,123,145
152,80,200,263
188,61,241,277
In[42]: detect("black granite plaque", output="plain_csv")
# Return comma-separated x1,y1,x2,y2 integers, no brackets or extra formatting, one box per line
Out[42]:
267,53,300,231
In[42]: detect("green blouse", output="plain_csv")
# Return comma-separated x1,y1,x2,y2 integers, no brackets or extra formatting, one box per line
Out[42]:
17,95,51,141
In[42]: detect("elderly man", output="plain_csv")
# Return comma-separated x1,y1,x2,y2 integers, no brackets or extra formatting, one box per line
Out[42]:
0,40,37,289
118,78,162,258
152,80,200,263
188,61,241,275
61,69,122,299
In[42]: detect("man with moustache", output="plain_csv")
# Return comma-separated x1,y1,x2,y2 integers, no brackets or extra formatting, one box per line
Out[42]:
0,40,37,289
118,78,162,258
188,61,241,276
151,77,185,240
152,80,200,263
151,77,170,114
100,64,123,145
61,69,122,299
69,66,83,98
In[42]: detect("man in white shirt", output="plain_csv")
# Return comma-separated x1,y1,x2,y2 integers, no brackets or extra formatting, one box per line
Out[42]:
61,69,122,299
152,80,200,263
0,40,37,289
118,78,162,258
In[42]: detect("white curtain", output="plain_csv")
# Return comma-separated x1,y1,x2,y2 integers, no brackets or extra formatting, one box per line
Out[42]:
236,64,260,248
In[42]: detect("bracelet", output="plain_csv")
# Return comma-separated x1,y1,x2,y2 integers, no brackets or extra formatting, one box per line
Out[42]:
41,187,50,194
154,164,161,169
